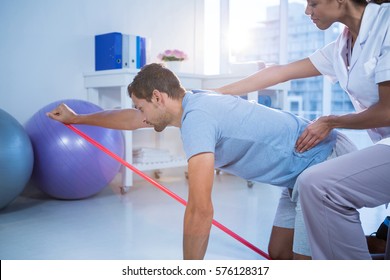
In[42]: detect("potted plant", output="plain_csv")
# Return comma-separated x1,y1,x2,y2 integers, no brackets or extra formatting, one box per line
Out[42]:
157,49,188,72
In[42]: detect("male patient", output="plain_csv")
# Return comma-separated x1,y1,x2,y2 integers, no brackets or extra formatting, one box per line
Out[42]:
47,63,356,259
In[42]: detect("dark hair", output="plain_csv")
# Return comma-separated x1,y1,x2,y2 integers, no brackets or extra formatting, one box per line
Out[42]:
353,0,389,5
365,0,390,4
128,63,186,102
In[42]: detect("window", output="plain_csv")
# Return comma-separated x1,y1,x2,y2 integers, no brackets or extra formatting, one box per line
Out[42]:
223,0,354,121
228,0,281,64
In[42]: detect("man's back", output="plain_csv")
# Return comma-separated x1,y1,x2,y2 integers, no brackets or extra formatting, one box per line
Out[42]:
181,91,336,188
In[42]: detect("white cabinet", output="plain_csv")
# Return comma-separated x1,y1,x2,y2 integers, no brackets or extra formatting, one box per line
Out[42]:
83,69,290,189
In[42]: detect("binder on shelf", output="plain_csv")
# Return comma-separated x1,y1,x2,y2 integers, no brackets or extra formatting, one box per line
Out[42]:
95,32,123,71
95,32,147,71
121,34,130,69
128,34,138,69
137,36,146,69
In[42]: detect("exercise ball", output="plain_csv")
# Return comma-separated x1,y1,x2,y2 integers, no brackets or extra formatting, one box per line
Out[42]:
0,108,34,209
25,99,124,200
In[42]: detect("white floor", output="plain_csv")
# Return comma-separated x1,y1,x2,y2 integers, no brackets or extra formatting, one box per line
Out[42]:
0,168,388,260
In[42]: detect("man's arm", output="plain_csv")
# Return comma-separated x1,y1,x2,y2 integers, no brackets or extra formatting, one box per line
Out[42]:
46,103,151,130
183,152,215,260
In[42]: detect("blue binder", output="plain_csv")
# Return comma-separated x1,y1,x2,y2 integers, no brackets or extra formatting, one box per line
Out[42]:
95,32,147,71
95,32,123,71
137,36,146,69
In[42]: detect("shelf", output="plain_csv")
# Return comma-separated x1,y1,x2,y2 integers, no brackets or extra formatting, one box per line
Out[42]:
134,157,187,172
84,69,290,93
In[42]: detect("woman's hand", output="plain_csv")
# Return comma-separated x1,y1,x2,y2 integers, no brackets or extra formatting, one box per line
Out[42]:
295,116,333,153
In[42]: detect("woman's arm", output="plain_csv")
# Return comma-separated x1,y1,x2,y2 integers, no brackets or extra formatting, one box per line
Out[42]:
214,58,321,95
296,81,390,152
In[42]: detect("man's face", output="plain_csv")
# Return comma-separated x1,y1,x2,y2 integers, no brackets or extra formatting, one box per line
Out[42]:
132,95,170,132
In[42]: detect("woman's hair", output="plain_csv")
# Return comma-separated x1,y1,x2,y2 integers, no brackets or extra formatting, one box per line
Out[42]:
128,63,186,102
365,0,390,4
353,0,389,5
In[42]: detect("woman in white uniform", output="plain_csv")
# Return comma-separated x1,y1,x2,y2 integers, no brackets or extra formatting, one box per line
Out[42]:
215,0,390,259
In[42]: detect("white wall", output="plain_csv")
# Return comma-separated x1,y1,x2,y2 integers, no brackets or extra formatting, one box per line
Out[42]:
0,0,202,124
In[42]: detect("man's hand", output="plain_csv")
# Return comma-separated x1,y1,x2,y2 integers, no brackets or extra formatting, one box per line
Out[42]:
46,103,78,124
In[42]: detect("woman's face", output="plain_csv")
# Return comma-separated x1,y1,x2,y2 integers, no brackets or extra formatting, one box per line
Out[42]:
305,0,341,30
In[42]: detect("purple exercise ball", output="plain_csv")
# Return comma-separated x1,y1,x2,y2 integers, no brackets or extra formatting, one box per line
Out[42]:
25,99,124,200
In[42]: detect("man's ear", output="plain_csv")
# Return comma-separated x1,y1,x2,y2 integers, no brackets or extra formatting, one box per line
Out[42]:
152,89,162,103
152,89,164,105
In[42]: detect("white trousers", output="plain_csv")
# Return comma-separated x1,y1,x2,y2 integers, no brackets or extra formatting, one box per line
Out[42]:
298,144,390,259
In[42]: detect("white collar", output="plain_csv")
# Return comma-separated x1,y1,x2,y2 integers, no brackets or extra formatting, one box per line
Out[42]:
358,3,380,46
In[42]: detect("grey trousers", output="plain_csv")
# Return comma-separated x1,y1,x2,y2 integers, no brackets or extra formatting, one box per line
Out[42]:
298,144,390,259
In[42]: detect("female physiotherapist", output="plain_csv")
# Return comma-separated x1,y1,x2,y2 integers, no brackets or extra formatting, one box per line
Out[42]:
215,0,390,259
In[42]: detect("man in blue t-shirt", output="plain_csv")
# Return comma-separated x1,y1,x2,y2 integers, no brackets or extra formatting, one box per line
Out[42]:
181,91,334,188
47,63,356,260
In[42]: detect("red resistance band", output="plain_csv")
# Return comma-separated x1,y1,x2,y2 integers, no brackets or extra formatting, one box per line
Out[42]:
65,124,271,260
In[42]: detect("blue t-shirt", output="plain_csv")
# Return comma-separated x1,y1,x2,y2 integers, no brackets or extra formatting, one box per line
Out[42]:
180,91,336,189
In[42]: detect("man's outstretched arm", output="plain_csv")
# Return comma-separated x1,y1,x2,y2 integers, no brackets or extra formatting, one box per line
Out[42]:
47,103,151,130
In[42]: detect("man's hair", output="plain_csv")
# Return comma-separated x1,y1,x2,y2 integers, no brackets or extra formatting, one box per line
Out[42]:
128,63,186,101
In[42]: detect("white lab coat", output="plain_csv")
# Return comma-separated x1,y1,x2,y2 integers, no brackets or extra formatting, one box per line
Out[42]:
309,3,390,143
